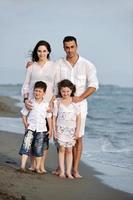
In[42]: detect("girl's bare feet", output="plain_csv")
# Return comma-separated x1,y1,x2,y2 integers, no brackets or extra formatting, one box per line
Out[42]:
40,169,47,174
72,171,82,178
35,169,45,174
66,174,74,179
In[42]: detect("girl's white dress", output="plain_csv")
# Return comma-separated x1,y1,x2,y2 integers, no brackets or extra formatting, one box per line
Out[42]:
53,99,80,148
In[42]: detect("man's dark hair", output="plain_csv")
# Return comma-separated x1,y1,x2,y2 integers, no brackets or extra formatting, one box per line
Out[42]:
63,36,77,46
34,81,47,92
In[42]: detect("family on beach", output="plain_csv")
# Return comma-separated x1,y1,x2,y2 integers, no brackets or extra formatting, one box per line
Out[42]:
19,36,99,179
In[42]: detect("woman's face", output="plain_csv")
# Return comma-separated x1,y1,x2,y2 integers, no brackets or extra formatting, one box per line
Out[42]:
37,45,49,61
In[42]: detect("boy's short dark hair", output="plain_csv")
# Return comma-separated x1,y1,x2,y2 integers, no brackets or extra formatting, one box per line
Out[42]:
58,79,76,97
34,81,47,92
63,36,77,46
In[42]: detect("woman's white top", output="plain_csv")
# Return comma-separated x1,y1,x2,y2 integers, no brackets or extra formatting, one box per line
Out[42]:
22,61,56,102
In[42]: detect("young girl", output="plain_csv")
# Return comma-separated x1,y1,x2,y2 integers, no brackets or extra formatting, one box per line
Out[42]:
53,79,81,179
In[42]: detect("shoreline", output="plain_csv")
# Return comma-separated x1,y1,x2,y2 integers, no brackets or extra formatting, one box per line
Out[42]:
0,96,20,118
0,96,133,199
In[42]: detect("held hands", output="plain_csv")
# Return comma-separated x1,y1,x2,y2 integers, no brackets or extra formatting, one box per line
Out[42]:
74,131,80,140
72,96,83,103
24,122,29,131
53,130,57,140
25,99,33,110
48,130,52,139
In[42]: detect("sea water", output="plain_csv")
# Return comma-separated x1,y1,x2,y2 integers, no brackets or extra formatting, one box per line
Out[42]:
0,84,133,194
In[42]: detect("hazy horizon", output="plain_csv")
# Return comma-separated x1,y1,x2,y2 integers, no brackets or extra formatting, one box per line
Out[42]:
0,0,133,87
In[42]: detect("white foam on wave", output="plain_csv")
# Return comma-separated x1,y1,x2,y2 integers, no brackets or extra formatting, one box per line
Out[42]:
82,158,133,194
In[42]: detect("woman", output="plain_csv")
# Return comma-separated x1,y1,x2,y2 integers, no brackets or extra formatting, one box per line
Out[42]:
22,40,56,173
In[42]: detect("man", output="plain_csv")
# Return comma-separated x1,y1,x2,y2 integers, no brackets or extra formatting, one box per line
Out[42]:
54,36,99,178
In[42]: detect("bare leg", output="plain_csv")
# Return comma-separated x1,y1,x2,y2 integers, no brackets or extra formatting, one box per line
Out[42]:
58,146,65,178
35,157,43,173
66,147,73,179
73,137,83,178
52,147,60,175
40,149,48,173
20,154,28,170
28,156,36,171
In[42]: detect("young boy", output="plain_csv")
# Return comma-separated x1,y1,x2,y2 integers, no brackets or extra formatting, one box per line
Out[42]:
19,81,52,173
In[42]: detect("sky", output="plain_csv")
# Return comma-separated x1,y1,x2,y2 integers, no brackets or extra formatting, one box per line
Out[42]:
0,0,133,87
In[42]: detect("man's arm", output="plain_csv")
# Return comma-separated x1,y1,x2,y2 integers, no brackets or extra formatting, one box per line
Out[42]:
72,87,96,103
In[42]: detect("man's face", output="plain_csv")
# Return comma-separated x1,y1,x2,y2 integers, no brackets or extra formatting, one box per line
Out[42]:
63,40,77,58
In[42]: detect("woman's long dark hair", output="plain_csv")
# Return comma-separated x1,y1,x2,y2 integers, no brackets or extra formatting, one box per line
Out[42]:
32,40,51,62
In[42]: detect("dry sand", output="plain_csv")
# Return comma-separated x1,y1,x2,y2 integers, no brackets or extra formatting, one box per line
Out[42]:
0,96,132,200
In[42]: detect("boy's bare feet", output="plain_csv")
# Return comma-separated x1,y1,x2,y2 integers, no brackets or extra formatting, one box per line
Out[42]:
17,168,26,173
52,167,60,175
59,174,66,178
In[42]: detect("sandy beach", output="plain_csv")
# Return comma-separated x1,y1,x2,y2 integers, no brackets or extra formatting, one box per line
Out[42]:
0,96,133,200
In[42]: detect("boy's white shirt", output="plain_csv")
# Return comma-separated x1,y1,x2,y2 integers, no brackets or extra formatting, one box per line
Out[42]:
21,98,51,132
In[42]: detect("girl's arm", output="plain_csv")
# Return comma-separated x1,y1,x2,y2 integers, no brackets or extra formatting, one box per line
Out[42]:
75,113,81,139
53,116,57,139
47,96,56,113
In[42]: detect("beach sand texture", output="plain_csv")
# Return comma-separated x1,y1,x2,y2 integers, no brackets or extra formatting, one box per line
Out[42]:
0,96,133,200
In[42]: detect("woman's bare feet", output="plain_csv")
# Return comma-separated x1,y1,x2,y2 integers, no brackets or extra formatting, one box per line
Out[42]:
28,167,36,172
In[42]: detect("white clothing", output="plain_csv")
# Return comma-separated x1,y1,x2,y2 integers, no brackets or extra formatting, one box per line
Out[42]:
54,56,99,96
22,61,56,102
54,56,99,136
53,99,80,147
21,99,51,132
